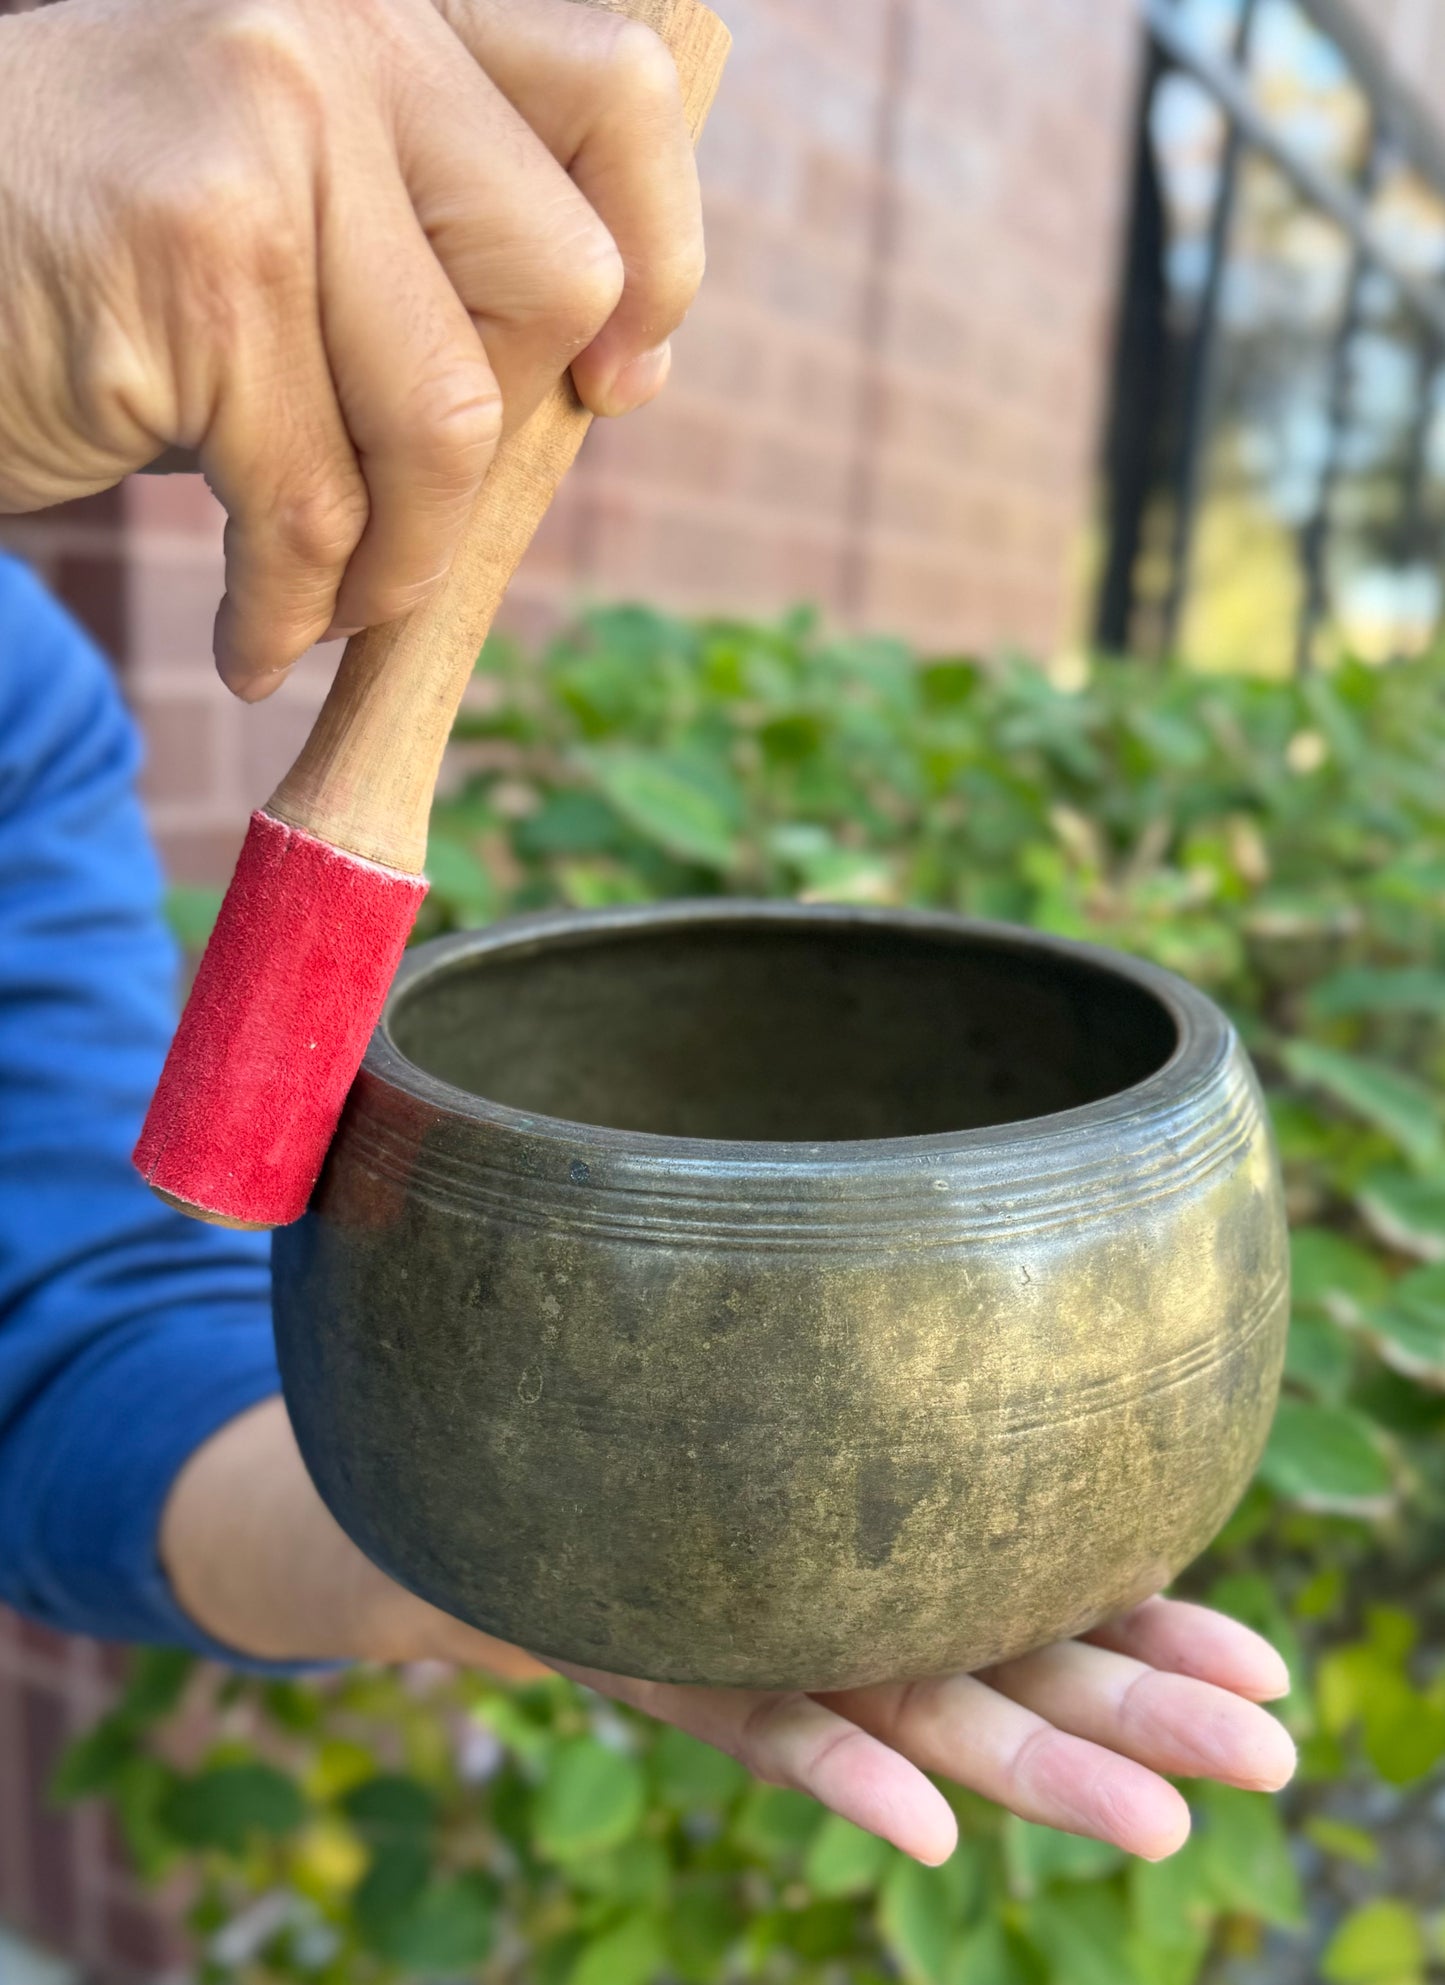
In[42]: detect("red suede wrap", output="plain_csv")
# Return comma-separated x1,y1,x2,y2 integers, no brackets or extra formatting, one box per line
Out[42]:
134,809,426,1228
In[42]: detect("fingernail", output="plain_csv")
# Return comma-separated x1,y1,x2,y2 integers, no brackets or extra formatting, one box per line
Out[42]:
602,341,672,416
323,623,363,642
233,667,292,704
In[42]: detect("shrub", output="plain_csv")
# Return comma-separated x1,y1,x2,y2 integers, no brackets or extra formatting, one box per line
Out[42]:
74,607,1445,1982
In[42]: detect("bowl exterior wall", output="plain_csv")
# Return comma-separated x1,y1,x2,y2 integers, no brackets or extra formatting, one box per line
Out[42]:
274,919,1288,1690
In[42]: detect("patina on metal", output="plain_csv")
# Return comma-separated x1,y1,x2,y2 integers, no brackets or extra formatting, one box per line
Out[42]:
272,901,1288,1691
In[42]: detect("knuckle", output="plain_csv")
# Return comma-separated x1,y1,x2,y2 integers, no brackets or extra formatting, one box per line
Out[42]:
602,18,682,108
273,479,370,572
77,315,169,448
210,0,319,91
537,225,627,350
140,154,303,306
406,373,504,488
733,1693,805,1786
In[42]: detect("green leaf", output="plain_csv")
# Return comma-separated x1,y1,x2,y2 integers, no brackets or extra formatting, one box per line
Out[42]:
424,831,499,924
1308,966,1445,1019
803,1814,892,1897
1322,1899,1426,1985
1304,1816,1378,1866
943,1918,1036,1985
1368,1691,1445,1786
52,1717,140,1802
566,1909,666,1985
1193,1785,1304,1928
514,789,624,858
1289,1228,1391,1323
565,1838,669,1905
588,749,738,869
729,1785,822,1859
667,1882,738,1984
119,1648,195,1725
353,1839,430,1952
532,1738,646,1862
649,1727,747,1808
1003,1817,1123,1897
879,1854,956,1983
1024,1885,1139,1985
1128,1832,1217,1950
114,1757,185,1882
340,1774,439,1838
1281,1041,1441,1169
1285,1312,1355,1402
1258,1400,1394,1515
160,1763,306,1854
382,1872,496,1972
163,885,224,949
1367,1263,1445,1386
1359,1169,1445,1261
781,1898,861,1961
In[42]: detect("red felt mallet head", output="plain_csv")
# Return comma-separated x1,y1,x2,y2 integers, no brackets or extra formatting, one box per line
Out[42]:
134,0,731,1230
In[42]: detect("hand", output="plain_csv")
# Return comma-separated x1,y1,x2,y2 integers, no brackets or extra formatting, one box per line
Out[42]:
164,1400,1297,1863
0,0,701,695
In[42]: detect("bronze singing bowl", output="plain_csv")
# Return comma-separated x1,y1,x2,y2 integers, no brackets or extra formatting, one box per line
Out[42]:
272,901,1288,1690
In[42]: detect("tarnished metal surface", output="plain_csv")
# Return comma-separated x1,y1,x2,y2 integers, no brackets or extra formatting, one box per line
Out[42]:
274,902,1288,1690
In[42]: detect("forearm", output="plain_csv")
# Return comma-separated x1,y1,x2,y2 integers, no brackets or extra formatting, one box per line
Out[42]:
0,555,279,1651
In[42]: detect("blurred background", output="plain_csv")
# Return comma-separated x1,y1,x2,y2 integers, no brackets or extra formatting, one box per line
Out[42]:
5,0,1445,1980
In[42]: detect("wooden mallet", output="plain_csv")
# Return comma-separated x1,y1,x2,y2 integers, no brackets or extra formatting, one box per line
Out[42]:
134,0,731,1229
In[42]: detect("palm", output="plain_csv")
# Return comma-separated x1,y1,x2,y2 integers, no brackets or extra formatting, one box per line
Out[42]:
555,1598,1296,1864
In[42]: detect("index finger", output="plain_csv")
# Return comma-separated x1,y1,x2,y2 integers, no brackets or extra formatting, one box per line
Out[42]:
1084,1596,1293,1703
435,0,706,414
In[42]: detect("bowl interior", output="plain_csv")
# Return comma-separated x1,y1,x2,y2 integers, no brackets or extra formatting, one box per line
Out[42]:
387,918,1179,1144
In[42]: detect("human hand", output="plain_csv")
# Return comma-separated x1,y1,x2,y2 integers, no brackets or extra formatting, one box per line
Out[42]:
0,0,701,695
164,1399,1296,1863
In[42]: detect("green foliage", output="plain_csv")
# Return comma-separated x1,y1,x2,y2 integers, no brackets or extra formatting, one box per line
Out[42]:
75,610,1445,1977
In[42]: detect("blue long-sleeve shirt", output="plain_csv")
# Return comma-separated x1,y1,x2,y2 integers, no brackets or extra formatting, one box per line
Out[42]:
0,549,285,1653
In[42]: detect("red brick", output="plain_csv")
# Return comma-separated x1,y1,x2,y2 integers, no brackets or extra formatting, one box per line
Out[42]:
53,553,128,668
126,472,225,542
153,823,250,888
15,1619,73,1670
102,1893,188,1975
20,1686,78,1949
136,700,220,808
589,393,746,497
237,682,334,804
126,551,225,680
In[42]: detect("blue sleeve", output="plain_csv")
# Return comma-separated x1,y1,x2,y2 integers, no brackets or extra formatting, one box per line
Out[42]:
0,551,287,1655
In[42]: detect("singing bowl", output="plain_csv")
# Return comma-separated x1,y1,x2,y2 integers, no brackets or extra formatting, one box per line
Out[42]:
273,901,1288,1690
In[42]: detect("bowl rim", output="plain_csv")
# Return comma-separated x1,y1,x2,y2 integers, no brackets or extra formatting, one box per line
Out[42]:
362,899,1236,1168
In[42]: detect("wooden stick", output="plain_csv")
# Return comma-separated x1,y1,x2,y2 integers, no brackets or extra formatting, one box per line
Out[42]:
267,0,731,875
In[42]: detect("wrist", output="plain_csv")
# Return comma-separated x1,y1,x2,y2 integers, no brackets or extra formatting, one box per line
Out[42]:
160,1396,544,1679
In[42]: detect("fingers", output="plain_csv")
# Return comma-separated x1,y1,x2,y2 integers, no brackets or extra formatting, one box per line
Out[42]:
977,1641,1297,1794
818,1674,1192,1862
318,137,504,635
201,268,370,700
388,10,626,431
432,0,704,415
1085,1596,1293,1702
204,0,699,692
552,1662,958,1867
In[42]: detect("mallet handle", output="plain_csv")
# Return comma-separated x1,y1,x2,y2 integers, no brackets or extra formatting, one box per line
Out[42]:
267,0,731,875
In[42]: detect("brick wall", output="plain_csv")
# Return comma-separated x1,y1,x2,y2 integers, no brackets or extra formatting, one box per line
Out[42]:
0,1618,186,1982
3,0,1144,886
0,0,1144,1974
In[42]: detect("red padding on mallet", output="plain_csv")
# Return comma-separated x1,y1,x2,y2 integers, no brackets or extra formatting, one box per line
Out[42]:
134,809,427,1229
